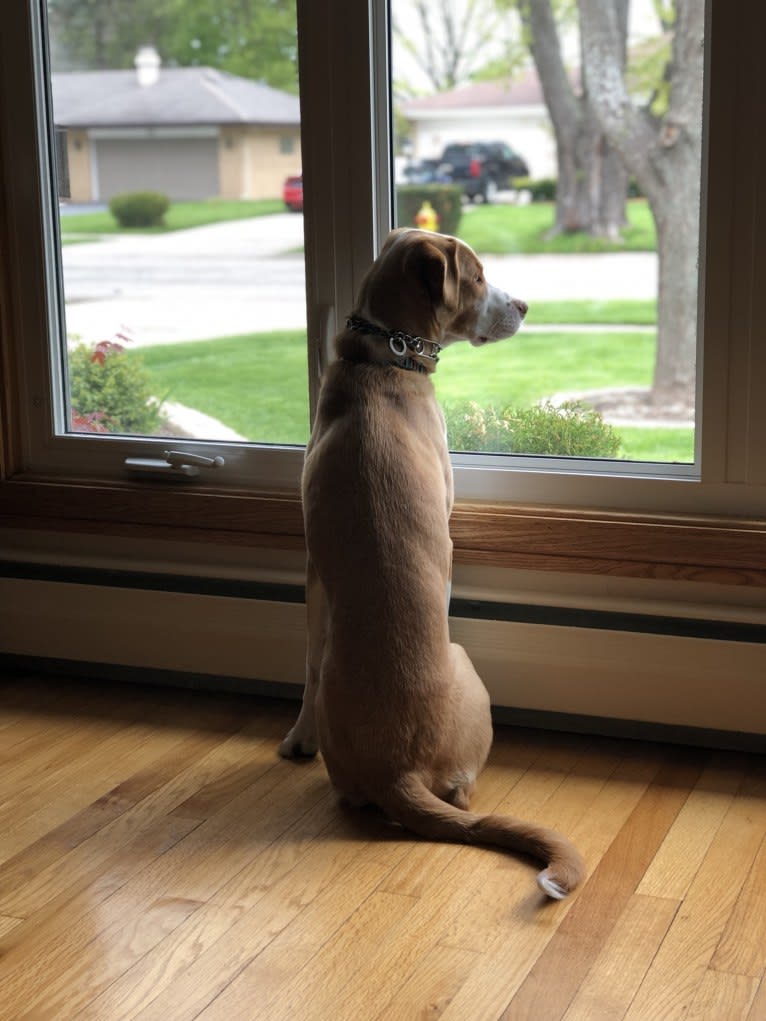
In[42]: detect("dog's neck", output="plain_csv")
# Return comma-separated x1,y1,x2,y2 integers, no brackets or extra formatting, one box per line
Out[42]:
338,316,441,374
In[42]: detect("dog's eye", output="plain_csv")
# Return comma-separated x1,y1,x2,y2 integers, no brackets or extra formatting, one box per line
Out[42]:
475,274,483,284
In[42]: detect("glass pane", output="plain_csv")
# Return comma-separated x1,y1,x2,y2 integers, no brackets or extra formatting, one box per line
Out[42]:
47,0,308,445
391,0,703,465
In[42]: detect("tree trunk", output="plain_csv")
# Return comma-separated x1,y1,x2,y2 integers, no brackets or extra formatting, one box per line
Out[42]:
521,0,628,239
579,0,704,407
650,151,700,408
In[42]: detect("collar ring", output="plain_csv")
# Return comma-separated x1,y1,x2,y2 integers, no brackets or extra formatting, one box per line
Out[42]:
389,334,408,357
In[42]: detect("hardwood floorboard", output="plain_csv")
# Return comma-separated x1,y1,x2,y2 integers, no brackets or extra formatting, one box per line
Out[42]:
0,723,246,904
0,913,23,938
746,976,766,1020
387,747,665,1021
637,752,746,900
560,894,680,1021
623,767,766,1021
0,671,764,1021
710,775,766,979
498,752,704,1021
686,971,760,1020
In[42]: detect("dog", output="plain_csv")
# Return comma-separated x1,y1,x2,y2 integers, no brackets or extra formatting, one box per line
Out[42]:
279,227,584,899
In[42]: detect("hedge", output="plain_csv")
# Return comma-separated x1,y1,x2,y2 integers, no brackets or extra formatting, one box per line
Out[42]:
109,190,170,228
396,184,463,236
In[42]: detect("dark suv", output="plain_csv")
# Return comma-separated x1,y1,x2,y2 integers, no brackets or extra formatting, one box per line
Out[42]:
437,142,529,203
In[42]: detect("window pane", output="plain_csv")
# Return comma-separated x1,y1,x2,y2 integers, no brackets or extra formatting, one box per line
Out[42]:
47,1,308,445
392,0,703,466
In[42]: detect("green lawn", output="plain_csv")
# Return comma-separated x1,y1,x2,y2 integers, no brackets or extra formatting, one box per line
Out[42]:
133,324,693,463
435,328,653,408
456,198,656,254
137,330,310,445
615,427,694,464
59,197,657,256
59,198,286,236
527,299,656,325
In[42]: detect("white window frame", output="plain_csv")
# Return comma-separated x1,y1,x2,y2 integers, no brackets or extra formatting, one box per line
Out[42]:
2,0,765,520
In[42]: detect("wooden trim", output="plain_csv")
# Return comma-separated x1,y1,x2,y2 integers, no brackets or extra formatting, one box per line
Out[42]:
1,477,764,586
450,501,766,585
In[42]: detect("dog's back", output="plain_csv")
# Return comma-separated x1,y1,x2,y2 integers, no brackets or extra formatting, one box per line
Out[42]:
302,355,455,793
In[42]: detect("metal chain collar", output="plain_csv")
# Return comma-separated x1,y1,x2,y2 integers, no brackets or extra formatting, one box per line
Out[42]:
346,316,441,364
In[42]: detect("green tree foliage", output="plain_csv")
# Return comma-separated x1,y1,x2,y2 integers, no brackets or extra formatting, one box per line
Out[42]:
49,0,175,70
162,0,298,91
48,0,298,91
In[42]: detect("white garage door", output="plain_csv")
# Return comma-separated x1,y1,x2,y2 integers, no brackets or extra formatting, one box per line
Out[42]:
95,137,219,201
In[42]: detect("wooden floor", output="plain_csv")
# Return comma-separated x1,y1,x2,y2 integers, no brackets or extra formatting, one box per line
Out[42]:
0,674,764,1021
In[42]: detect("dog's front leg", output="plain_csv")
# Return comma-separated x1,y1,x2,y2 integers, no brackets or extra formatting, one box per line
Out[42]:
279,558,326,759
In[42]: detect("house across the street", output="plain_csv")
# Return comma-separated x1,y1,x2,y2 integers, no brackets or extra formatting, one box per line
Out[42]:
401,68,561,179
53,46,301,203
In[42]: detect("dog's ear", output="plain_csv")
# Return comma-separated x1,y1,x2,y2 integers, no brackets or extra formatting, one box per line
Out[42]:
410,238,460,311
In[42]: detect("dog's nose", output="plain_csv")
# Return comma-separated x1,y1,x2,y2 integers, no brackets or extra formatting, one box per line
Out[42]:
512,298,528,317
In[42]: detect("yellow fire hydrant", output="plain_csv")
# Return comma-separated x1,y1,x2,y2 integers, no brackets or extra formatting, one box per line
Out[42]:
414,200,439,232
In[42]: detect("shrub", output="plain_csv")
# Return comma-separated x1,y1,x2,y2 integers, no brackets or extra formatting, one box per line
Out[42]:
109,190,170,228
68,340,164,435
443,400,622,458
511,177,557,202
396,184,463,236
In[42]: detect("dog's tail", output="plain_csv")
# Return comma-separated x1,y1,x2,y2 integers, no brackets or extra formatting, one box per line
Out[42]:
378,774,585,899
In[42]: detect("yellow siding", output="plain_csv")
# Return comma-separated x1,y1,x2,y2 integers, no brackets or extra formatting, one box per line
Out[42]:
65,130,92,202
218,128,245,199
242,127,302,200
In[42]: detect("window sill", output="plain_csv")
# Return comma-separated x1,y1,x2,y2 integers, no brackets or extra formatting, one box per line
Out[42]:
1,477,764,586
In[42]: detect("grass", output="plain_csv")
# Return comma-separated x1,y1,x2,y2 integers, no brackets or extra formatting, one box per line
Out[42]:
59,196,658,256
435,330,653,409
59,198,286,236
131,325,694,463
455,198,656,254
526,299,656,325
136,330,310,445
615,427,694,464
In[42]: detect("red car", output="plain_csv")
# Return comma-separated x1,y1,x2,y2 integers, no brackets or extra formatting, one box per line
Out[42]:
282,174,303,212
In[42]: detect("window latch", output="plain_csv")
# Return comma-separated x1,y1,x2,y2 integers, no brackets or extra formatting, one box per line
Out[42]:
124,450,225,479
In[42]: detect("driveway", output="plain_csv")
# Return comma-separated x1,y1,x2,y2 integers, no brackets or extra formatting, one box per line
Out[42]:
62,213,307,346
61,215,657,347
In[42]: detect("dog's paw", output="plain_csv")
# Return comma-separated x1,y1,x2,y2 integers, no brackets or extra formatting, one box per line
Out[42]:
278,730,318,760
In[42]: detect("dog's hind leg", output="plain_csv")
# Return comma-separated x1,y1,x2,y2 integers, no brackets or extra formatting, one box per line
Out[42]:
279,559,326,759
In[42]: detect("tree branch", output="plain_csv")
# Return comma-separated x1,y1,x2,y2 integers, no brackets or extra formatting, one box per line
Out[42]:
578,0,656,176
519,0,581,137
664,0,705,140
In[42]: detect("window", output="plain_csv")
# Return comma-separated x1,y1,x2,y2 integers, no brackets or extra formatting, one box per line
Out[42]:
53,5,309,450
1,0,765,535
392,1,702,471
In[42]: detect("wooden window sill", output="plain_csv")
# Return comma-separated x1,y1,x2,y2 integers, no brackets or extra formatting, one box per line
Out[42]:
1,477,764,586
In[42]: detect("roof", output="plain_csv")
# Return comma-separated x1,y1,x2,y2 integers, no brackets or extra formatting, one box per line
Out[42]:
402,67,578,115
52,66,300,128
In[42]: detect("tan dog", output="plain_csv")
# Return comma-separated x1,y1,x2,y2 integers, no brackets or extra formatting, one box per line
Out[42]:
280,228,584,899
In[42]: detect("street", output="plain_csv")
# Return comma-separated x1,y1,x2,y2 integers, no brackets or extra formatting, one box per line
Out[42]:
61,213,658,347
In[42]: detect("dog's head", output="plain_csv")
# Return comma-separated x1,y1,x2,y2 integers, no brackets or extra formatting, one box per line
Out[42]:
355,227,527,349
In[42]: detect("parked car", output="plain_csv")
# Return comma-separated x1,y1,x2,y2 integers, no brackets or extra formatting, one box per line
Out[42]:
282,174,303,212
401,158,450,185
436,142,529,203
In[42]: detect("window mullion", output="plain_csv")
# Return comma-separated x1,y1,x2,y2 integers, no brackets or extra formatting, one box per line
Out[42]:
297,0,380,416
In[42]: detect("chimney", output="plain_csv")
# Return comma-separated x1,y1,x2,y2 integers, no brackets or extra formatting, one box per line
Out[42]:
135,46,161,87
